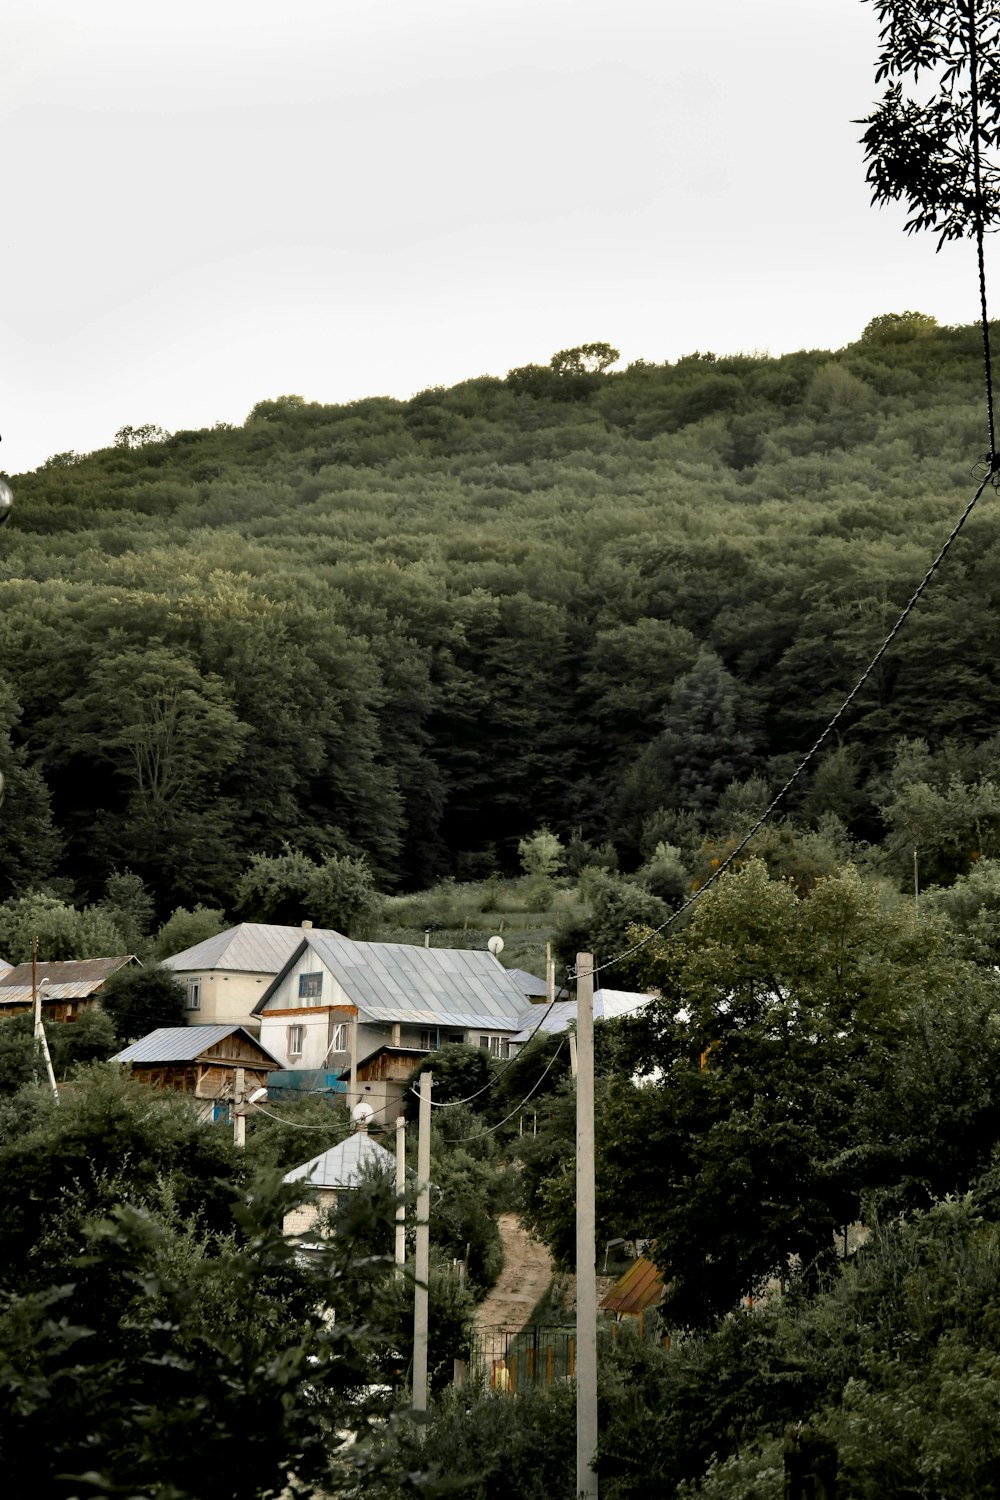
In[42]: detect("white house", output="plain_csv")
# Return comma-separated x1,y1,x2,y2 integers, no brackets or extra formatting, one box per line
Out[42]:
161,921,344,1031
254,935,533,1119
509,988,655,1049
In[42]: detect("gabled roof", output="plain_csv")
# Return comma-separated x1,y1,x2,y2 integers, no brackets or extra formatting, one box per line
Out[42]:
283,1131,395,1190
0,955,136,1006
0,957,11,977
255,936,530,1031
511,988,655,1043
112,1024,282,1067
337,1042,428,1080
161,923,345,975
506,967,548,1000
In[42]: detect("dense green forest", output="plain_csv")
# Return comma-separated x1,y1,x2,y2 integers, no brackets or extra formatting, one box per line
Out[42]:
2,313,999,922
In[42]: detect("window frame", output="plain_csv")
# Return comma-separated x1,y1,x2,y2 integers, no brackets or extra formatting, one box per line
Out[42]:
298,972,324,1002
287,1023,305,1058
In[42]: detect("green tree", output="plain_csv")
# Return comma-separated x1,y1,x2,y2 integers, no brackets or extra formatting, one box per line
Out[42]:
525,861,996,1324
859,3,1000,243
549,342,620,376
0,893,127,964
98,869,155,954
236,845,383,936
98,964,187,1043
53,643,250,907
406,1043,492,1113
861,309,940,343
151,902,227,961
0,1168,385,1499
613,647,760,855
0,679,61,901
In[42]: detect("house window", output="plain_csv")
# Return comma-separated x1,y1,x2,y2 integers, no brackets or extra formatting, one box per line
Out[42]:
287,1024,305,1058
330,1022,348,1052
186,980,201,1012
478,1034,509,1059
446,1031,464,1045
298,972,323,1002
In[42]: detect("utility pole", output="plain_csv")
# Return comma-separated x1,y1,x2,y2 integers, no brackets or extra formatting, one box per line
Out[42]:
31,937,59,1104
349,1015,359,1115
233,1066,246,1147
395,1113,407,1274
576,952,598,1498
412,1070,432,1425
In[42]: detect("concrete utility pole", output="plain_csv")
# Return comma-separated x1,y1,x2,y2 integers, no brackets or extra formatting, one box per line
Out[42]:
395,1113,407,1274
349,1015,359,1115
576,952,598,1499
233,1066,246,1147
31,936,59,1104
412,1070,432,1425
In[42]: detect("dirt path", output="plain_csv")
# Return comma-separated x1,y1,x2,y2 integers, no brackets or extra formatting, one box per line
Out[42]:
476,1213,554,1333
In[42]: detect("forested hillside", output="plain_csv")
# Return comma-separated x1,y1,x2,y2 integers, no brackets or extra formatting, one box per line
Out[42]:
1,314,997,918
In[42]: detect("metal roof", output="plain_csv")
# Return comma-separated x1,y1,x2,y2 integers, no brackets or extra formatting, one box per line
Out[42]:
283,1131,396,1189
0,955,136,1005
601,1255,664,1317
510,989,655,1043
506,967,548,999
112,1024,281,1066
256,936,531,1031
161,923,345,975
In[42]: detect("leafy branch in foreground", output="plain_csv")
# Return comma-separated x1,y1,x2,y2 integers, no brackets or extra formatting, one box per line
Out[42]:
859,0,1000,244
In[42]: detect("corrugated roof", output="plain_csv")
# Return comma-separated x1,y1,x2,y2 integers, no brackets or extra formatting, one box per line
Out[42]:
506,967,548,998
510,989,655,1043
0,955,135,1005
257,937,531,1030
283,1131,395,1189
161,923,345,975
601,1255,664,1317
112,1024,281,1066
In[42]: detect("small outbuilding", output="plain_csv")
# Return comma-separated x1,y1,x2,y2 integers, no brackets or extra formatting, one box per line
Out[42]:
0,955,138,1022
112,1024,281,1120
601,1254,665,1339
282,1131,396,1241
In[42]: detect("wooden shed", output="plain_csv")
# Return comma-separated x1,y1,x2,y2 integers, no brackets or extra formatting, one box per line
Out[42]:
112,1024,281,1119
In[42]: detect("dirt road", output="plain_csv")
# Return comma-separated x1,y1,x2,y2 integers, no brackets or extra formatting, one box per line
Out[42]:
476,1213,554,1334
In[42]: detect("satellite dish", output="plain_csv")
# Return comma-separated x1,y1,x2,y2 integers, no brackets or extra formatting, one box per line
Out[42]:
487,935,504,956
0,479,12,525
352,1100,375,1124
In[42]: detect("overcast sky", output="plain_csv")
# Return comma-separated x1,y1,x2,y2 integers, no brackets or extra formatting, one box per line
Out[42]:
2,0,992,475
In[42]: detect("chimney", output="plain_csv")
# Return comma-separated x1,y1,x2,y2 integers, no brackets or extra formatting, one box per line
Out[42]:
301,919,313,929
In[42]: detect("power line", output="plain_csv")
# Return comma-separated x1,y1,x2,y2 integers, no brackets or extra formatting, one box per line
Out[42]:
412,981,570,1110
574,462,997,983
448,1039,567,1143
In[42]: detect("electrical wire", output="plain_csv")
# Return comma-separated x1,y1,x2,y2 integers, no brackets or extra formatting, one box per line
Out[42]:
448,1039,567,1143
248,1099,350,1131
411,981,570,1110
967,0,999,467
572,11,1000,988
573,464,996,983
